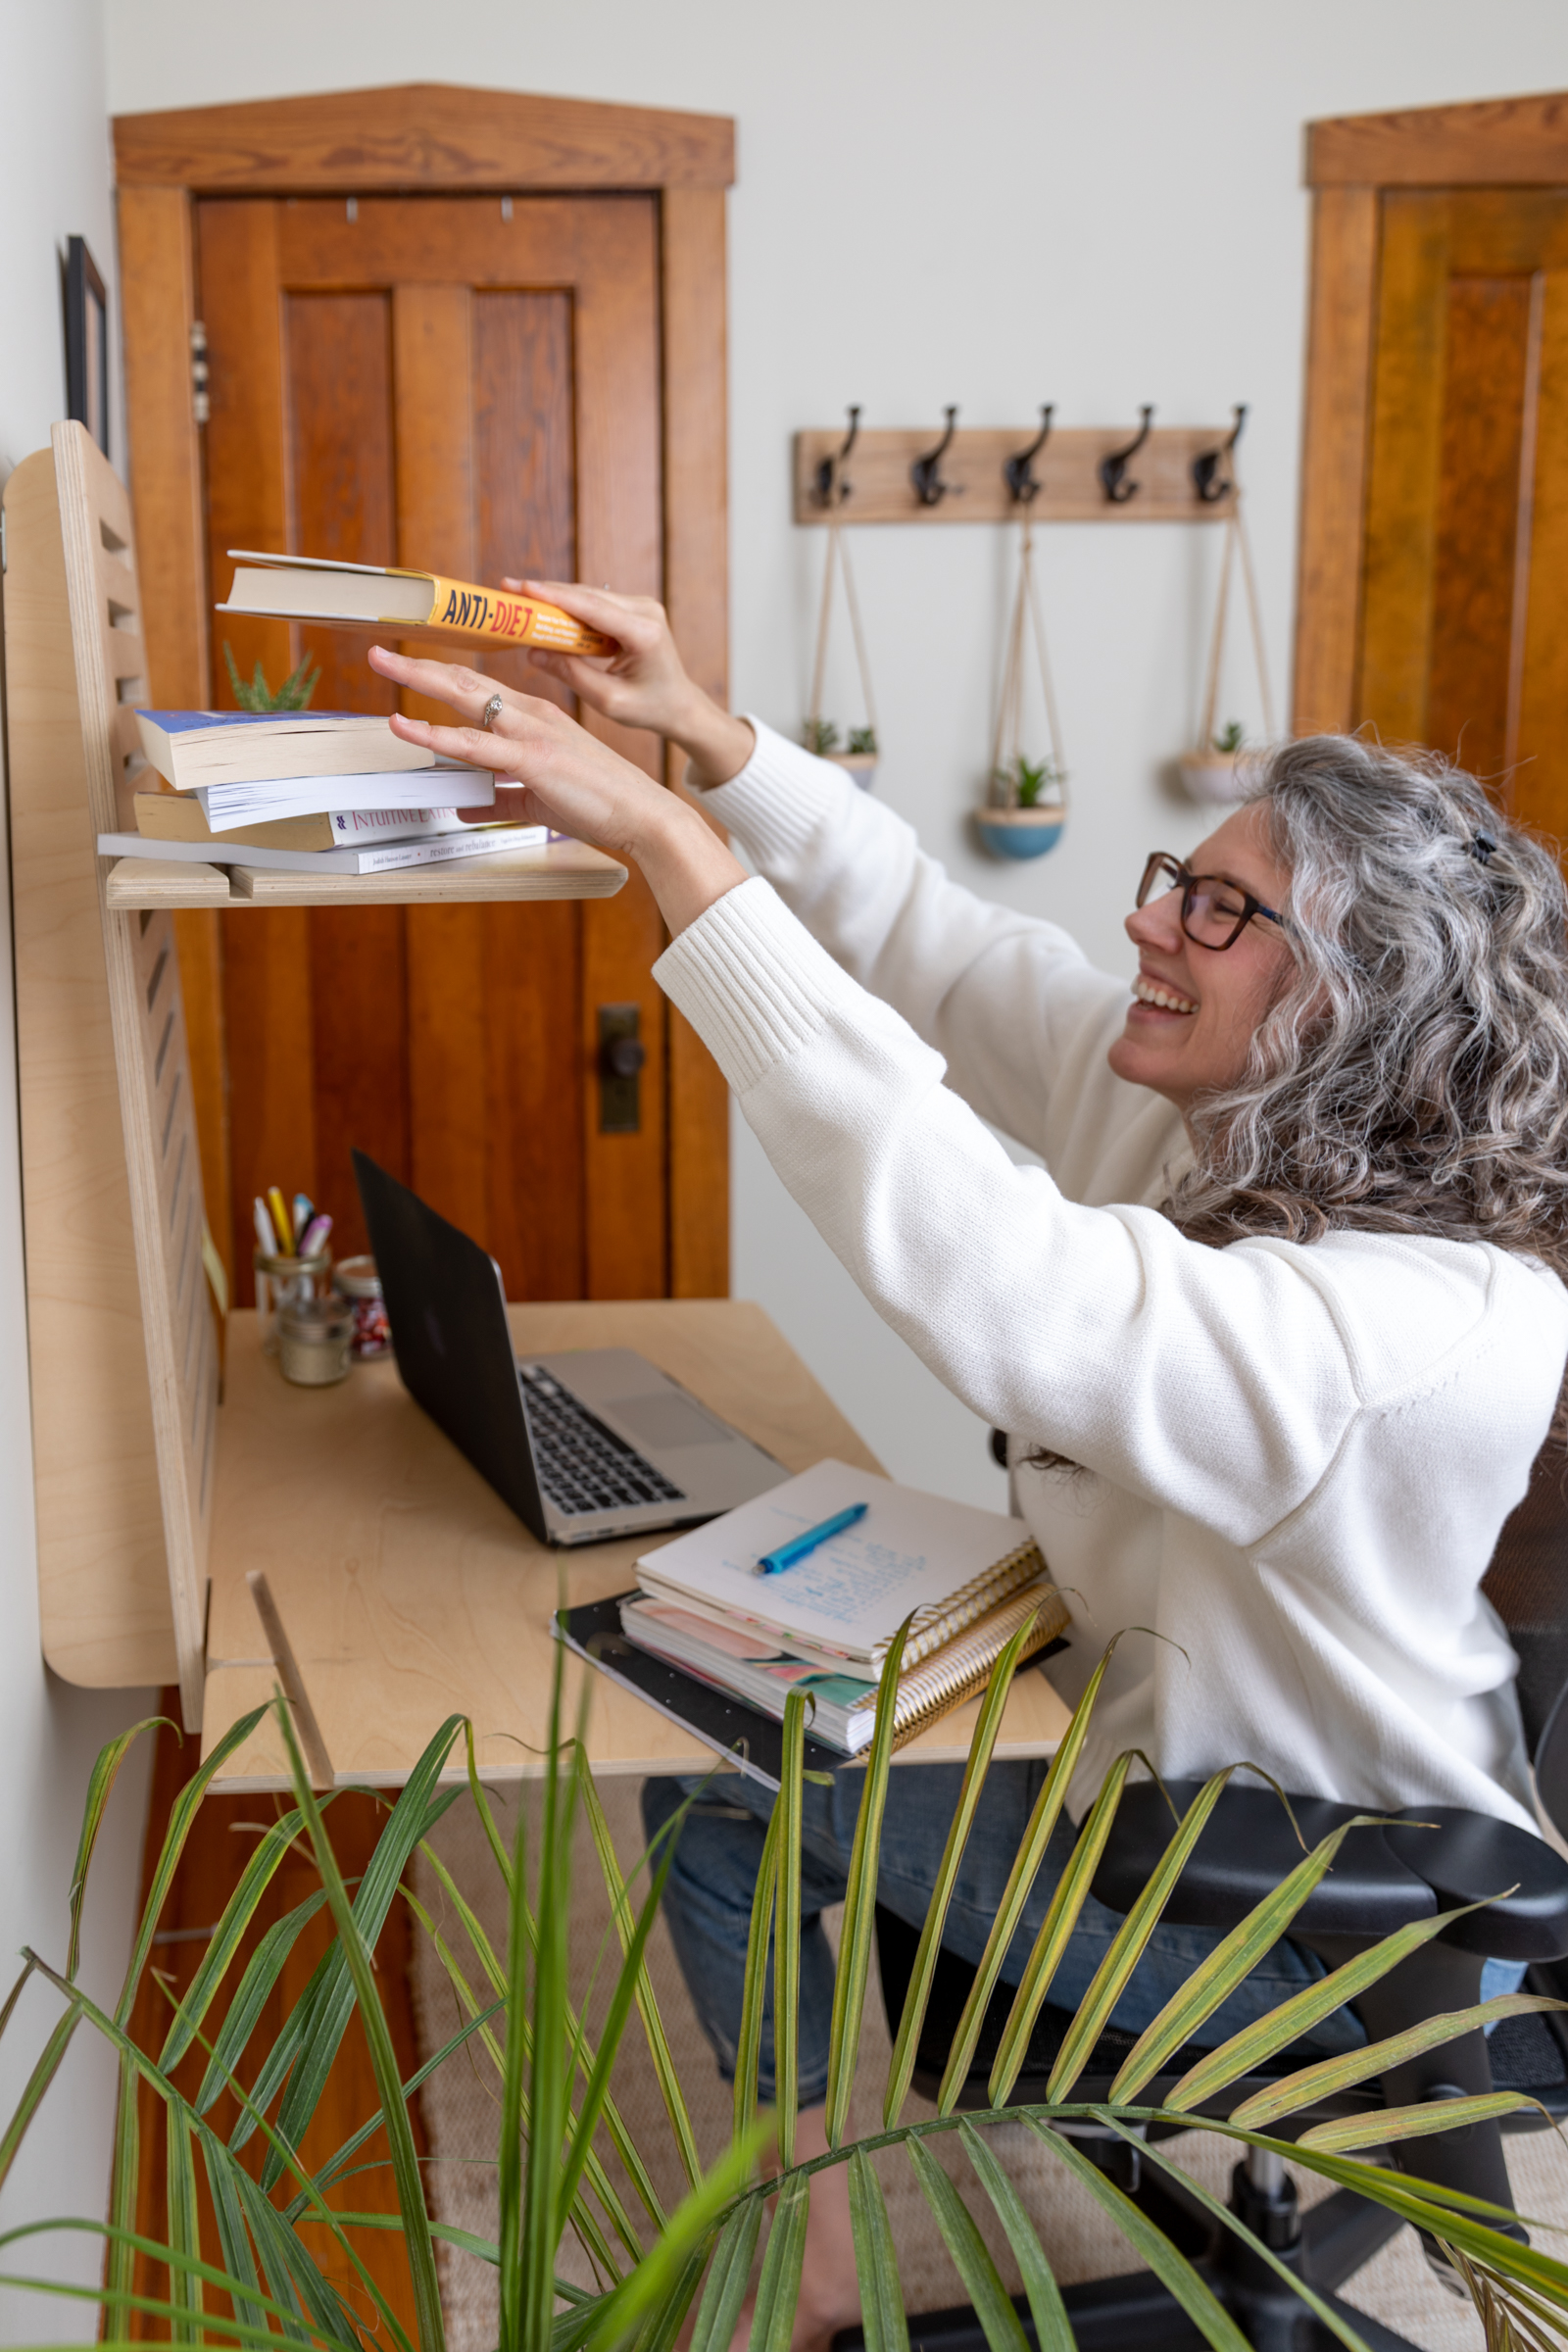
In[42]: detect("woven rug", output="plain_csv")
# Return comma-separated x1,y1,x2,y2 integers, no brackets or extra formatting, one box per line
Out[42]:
411,1780,1568,2351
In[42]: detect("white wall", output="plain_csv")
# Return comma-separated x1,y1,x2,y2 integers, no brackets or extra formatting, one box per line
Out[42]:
0,3,154,2339
100,3,1568,1512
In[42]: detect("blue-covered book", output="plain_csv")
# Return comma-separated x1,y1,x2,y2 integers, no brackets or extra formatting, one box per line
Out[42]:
134,707,437,791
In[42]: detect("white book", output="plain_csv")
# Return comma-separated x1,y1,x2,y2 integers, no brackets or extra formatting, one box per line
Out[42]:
635,1458,1044,1672
198,761,495,830
98,826,550,876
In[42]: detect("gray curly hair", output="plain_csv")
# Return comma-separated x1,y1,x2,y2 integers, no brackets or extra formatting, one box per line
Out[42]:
1164,734,1568,1283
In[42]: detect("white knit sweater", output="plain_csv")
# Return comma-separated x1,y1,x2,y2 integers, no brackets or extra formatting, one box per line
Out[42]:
653,722,1568,1829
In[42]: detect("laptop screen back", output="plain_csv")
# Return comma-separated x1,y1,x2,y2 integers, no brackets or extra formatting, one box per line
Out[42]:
352,1149,548,1541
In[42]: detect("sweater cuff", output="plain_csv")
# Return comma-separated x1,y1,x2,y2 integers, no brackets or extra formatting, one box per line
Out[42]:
653,876,852,1094
697,717,850,868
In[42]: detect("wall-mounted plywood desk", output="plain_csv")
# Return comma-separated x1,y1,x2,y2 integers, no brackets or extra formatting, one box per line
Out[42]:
3,421,1069,1790
203,1300,1068,1791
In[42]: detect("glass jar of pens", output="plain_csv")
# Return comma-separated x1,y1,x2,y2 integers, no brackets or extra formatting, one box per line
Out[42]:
252,1185,334,1358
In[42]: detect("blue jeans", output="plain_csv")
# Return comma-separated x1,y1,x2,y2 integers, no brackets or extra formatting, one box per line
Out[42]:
643,1760,1368,2108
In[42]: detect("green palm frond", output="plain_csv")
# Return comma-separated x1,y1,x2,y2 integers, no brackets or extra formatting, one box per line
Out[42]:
7,1640,1566,2352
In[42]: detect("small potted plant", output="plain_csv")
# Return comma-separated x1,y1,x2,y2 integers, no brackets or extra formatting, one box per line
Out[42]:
976,753,1067,859
804,718,878,791
1179,718,1257,806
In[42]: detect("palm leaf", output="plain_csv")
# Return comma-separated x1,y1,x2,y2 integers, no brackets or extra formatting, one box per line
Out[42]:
884,1610,1046,2126
1023,2119,1251,2351
266,1727,465,2185
846,2146,908,2352
194,2115,271,2344
1049,1767,1245,2099
556,1802,682,2242
1230,1993,1566,2132
271,1694,446,2352
748,2169,810,2352
590,2132,772,2352
68,1714,170,1981
938,1646,1119,2113
160,1800,320,2069
958,2121,1072,2352
906,2135,1028,2352
223,1931,333,2142
1106,1812,1395,2103
115,1703,270,2028
733,1796,783,2147
774,1690,810,2169
577,1758,702,2188
408,1843,646,2261
1109,2120,1375,2352
104,2047,141,2330
687,2191,763,2352
1168,1895,1500,2110
987,1754,1134,2106
1299,2091,1535,2154
165,2103,204,2342
1166,2124,1568,2309
825,1625,910,2146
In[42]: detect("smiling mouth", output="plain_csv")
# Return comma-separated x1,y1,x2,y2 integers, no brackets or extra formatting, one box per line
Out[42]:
1132,974,1199,1015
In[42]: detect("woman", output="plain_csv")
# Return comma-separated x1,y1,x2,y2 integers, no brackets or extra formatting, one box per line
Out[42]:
368,593,1568,2343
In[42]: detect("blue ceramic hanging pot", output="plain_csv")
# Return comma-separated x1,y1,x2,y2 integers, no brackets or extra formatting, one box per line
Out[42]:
975,807,1066,859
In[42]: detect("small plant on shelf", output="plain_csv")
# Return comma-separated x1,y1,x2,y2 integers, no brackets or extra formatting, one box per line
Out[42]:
222,639,321,712
1000,752,1064,810
977,752,1068,858
805,716,879,790
1180,714,1256,807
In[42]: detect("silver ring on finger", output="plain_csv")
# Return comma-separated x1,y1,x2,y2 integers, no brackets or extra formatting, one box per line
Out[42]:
479,693,505,731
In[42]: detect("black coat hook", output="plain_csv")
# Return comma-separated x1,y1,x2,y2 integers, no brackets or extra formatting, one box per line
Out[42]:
1193,404,1247,504
911,406,960,508
1004,405,1054,505
1100,406,1154,505
813,406,861,509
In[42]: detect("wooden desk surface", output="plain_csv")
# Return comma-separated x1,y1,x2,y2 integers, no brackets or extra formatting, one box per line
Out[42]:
201,1302,1069,1790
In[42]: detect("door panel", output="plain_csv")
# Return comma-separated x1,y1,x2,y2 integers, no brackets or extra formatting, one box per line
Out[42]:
1354,188,1568,849
196,192,668,1303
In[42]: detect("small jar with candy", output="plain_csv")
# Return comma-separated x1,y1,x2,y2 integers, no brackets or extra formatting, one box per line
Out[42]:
334,1254,391,1360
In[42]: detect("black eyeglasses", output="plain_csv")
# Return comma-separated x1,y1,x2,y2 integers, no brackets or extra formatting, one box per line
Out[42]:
1137,852,1286,953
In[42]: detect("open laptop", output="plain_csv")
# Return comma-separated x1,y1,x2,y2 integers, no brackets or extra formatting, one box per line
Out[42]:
352,1150,786,1546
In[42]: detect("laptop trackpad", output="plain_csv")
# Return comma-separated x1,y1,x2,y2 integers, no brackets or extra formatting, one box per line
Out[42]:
609,1391,733,1451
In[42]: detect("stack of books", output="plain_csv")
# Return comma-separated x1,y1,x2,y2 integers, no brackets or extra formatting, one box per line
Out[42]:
558,1459,1071,1785
101,707,548,878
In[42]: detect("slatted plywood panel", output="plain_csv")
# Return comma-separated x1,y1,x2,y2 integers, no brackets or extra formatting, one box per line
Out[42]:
3,448,176,1687
52,420,219,1726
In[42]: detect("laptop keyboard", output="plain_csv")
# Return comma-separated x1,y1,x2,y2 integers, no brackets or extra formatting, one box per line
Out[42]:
518,1365,687,1518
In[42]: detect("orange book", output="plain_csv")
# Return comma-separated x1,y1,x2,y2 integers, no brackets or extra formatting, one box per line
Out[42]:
217,550,612,655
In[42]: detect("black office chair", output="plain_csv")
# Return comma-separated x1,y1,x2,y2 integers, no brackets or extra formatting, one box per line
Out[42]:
842,1438,1568,2352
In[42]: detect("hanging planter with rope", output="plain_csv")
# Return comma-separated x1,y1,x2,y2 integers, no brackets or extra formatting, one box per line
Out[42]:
977,411,1067,859
1179,411,1275,806
806,419,880,789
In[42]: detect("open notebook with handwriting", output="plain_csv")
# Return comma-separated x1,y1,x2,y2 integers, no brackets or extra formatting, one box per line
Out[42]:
556,1459,1069,1784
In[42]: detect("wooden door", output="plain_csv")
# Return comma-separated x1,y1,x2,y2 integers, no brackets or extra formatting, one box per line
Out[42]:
196,194,667,1305
1355,191,1568,841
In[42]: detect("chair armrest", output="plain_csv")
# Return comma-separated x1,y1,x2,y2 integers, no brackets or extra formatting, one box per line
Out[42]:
1091,1782,1568,1960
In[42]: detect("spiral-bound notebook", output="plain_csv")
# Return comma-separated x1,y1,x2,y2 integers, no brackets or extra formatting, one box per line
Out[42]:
554,1588,1070,1787
632,1457,1049,1673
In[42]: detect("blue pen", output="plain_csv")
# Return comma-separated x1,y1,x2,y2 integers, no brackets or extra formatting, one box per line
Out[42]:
758,1500,869,1576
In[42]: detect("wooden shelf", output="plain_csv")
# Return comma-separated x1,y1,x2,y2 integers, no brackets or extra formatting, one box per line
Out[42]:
200,1302,1069,1791
103,837,627,909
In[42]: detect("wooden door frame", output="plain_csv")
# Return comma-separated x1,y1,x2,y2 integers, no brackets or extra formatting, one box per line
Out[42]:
112,82,735,1297
1294,90,1568,736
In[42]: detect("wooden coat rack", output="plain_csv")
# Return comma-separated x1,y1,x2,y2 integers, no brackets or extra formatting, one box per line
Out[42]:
793,407,1248,525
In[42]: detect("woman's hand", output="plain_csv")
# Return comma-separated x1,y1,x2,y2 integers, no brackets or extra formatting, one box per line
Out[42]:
502,578,754,788
368,644,746,936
